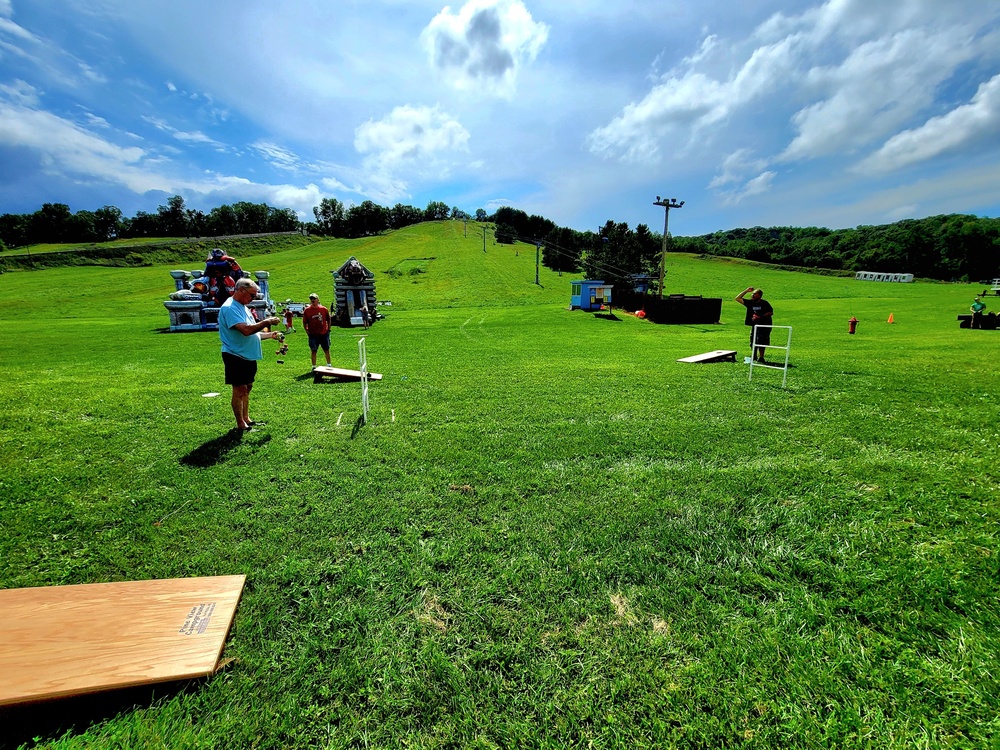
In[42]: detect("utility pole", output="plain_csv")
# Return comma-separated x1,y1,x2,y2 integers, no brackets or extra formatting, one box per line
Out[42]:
482,226,488,253
653,196,684,299
535,243,541,285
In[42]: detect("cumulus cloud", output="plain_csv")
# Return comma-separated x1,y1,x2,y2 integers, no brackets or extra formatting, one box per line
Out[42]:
856,74,1000,173
588,0,1000,185
588,33,800,161
422,0,548,98
355,104,470,171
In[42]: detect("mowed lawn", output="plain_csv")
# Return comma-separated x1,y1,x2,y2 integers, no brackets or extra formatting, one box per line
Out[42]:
0,222,998,749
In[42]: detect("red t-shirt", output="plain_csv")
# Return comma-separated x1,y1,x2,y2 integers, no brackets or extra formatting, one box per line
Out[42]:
303,304,330,335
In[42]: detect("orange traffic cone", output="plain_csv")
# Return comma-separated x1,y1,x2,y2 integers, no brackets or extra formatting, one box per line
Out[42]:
887,313,894,324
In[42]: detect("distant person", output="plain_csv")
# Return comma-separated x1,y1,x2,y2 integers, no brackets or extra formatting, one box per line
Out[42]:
203,248,241,306
303,293,333,369
735,286,774,363
283,305,295,333
361,306,371,329
219,278,281,431
971,296,986,329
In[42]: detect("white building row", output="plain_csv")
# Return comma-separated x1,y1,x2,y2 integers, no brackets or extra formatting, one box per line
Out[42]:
854,271,913,283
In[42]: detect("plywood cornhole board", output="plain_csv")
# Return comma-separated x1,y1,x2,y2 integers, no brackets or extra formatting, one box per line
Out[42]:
0,574,245,706
677,350,738,364
313,366,383,383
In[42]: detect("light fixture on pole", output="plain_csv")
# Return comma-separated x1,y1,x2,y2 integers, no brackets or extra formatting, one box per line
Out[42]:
653,196,684,299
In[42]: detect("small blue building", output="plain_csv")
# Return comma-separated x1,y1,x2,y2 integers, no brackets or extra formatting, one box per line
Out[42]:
570,280,613,311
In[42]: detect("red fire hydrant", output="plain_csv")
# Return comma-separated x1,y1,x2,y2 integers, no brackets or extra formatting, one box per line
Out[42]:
848,316,858,334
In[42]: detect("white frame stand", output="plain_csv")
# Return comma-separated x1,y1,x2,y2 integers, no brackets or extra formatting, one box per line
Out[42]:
749,325,792,387
358,337,369,424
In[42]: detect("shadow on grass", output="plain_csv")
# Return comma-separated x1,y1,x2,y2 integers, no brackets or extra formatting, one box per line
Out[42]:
180,429,245,468
350,414,365,439
593,312,621,321
0,678,205,750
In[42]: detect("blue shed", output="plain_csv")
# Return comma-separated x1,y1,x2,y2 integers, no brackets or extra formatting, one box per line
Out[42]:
570,280,614,311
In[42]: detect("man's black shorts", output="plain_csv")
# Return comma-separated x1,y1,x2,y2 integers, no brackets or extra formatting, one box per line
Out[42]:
222,352,258,387
751,325,771,346
308,332,331,352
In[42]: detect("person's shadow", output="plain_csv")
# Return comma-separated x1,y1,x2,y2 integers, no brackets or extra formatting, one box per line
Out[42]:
180,430,245,468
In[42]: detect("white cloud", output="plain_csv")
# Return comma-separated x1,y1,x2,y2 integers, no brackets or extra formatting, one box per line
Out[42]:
0,78,39,107
0,101,150,190
741,170,776,198
588,0,1000,176
422,0,548,98
142,114,227,150
588,34,799,161
856,74,1000,173
355,104,470,171
0,16,36,43
0,0,13,18
709,148,768,189
82,111,110,128
251,140,301,171
779,27,977,162
718,170,777,206
0,99,327,216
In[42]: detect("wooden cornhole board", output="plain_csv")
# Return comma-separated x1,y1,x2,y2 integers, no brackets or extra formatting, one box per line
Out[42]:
677,349,738,364
313,366,383,383
0,574,245,706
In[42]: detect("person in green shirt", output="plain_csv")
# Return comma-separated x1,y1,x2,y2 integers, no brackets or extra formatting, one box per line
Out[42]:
971,296,986,328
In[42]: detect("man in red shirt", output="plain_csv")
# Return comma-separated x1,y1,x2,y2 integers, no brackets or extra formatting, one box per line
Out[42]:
303,293,332,369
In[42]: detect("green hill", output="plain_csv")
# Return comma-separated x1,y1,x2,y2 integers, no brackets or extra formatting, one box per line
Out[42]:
0,221,997,748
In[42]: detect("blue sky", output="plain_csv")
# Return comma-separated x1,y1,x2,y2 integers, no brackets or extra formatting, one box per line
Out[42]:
1,0,999,236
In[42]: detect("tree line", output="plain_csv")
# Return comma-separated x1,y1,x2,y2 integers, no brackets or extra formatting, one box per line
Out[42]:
0,196,300,249
491,207,1000,284
673,214,1000,282
2,193,997,282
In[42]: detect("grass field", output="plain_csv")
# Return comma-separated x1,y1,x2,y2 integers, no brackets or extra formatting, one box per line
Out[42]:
1,221,998,749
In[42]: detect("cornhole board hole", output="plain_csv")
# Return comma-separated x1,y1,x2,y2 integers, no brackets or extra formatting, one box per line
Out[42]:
0,574,245,706
677,350,738,364
313,366,383,384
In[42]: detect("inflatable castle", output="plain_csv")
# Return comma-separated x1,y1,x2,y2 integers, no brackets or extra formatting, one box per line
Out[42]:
331,256,378,327
163,248,275,331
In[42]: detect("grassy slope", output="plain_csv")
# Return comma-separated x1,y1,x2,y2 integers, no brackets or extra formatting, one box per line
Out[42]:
0,221,998,749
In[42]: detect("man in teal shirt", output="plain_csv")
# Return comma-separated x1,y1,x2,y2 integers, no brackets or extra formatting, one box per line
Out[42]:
971,296,986,329
219,278,281,431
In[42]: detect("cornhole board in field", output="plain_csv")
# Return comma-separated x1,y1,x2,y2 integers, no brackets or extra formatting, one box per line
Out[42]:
677,350,737,364
313,366,382,383
0,574,245,706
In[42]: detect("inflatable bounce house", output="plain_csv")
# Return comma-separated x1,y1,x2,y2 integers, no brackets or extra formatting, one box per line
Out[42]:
331,256,379,327
163,248,275,331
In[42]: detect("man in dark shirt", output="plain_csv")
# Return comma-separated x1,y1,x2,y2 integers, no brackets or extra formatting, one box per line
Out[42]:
735,286,774,363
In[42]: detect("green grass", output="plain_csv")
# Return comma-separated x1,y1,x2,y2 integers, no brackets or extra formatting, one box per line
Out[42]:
1,221,998,748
